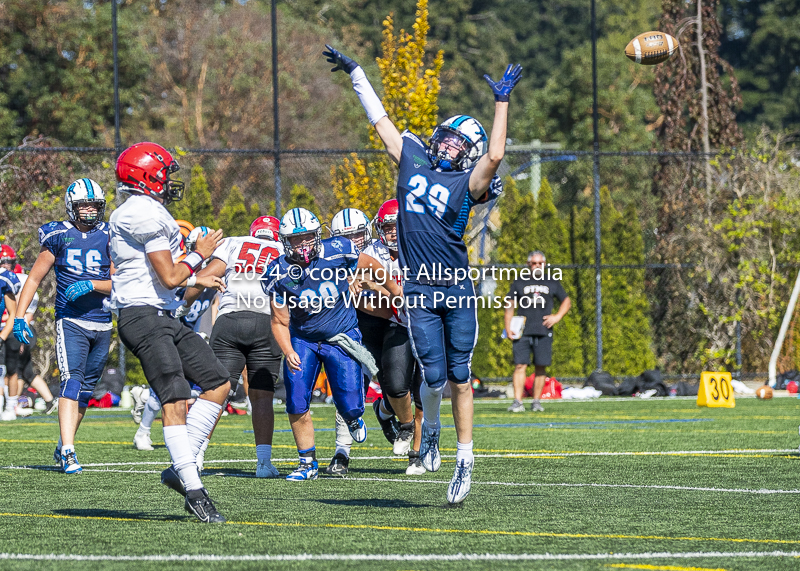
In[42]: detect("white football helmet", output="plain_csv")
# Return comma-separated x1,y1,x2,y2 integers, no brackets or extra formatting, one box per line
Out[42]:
428,115,488,171
65,178,106,227
279,208,322,263
186,226,210,252
330,208,372,251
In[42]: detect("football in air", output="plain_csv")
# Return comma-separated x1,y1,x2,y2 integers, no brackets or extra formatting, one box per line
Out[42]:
755,385,773,400
624,31,679,65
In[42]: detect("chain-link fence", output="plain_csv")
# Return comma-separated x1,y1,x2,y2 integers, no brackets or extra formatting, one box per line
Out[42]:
3,144,797,384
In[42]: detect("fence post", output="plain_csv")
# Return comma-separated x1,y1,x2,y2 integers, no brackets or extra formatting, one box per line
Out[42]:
591,0,603,371
112,0,125,382
271,0,282,218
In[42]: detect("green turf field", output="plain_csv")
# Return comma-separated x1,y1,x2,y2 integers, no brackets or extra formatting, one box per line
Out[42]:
2,395,800,570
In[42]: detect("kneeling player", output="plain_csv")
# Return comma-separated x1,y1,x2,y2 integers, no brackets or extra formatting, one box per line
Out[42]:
263,207,373,481
183,215,284,478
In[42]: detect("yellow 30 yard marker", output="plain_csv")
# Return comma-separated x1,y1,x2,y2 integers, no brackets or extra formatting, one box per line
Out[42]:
697,372,735,408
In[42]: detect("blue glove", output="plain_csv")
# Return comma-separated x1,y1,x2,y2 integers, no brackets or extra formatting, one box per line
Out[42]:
323,44,359,74
484,64,523,102
65,280,94,302
14,318,33,345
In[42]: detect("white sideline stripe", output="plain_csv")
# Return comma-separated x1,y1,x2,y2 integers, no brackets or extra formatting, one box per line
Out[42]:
2,551,800,562
3,464,798,494
340,476,800,495
19,447,798,469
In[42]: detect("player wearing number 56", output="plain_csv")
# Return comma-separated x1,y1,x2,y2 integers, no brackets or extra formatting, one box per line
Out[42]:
261,207,374,481
12,178,113,471
324,43,521,504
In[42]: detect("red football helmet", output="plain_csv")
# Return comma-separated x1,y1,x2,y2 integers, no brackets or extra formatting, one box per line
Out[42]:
115,142,185,204
250,216,281,241
375,199,399,249
0,244,17,267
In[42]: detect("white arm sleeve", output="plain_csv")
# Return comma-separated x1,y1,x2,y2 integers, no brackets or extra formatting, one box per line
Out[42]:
350,66,388,125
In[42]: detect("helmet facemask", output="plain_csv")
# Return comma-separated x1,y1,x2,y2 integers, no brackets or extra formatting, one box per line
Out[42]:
333,226,370,252
282,230,321,264
376,220,397,250
70,199,106,228
162,160,185,204
429,127,472,171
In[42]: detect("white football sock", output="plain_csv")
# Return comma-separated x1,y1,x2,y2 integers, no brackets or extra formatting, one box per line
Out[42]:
186,398,221,458
334,412,352,458
163,424,202,491
456,440,474,463
140,393,161,430
420,383,445,430
256,444,272,463
378,401,394,420
5,395,18,412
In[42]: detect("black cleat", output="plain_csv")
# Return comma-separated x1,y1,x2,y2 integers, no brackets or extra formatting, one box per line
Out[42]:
372,398,400,444
161,466,187,497
44,399,59,415
185,488,226,523
325,453,350,476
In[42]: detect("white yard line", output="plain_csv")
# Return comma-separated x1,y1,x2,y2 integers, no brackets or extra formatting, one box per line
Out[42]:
1,550,799,562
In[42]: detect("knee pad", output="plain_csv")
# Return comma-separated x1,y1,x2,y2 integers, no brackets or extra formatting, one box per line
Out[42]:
60,377,84,402
421,363,448,389
448,363,472,384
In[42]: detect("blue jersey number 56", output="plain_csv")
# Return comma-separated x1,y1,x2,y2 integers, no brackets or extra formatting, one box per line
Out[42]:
66,249,103,276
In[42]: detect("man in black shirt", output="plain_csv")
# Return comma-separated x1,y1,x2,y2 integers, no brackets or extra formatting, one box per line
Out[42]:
504,251,571,412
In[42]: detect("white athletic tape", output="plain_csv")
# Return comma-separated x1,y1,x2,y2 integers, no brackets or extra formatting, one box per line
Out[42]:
1,551,800,562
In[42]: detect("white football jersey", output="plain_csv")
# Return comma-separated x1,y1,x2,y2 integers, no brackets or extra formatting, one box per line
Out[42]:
360,240,405,326
109,194,185,310
212,235,283,317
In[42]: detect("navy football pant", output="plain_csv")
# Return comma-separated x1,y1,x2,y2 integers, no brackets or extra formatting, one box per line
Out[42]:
55,319,112,407
405,279,478,388
283,328,365,421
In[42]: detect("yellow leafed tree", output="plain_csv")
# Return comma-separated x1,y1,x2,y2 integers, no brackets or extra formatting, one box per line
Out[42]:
331,0,443,217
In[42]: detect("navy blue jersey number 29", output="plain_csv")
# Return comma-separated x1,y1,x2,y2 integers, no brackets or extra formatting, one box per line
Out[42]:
405,174,451,219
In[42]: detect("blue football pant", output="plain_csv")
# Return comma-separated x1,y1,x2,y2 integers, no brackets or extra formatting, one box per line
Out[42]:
283,329,365,422
405,280,478,388
55,319,112,408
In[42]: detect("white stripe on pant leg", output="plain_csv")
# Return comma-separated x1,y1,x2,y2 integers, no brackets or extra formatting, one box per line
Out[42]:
404,298,426,382
55,319,71,399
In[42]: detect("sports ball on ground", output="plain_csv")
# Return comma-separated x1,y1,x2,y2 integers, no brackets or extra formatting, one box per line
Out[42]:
755,385,773,400
625,31,679,65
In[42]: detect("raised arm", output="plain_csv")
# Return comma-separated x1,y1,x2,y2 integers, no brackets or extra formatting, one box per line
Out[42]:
323,44,403,164
469,64,522,198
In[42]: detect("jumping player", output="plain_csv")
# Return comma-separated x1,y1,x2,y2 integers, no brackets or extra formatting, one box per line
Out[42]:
110,142,230,522
263,207,372,481
12,179,112,474
324,44,519,503
181,215,284,478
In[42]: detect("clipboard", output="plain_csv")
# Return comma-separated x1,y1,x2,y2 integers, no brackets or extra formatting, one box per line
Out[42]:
508,316,526,340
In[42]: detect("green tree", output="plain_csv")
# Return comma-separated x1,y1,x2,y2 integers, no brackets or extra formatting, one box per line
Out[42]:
572,188,656,374
169,165,216,227
216,186,258,237
719,0,800,134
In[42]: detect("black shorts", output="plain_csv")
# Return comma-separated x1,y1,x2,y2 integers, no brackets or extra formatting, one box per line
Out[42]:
513,334,553,367
117,306,229,404
358,311,423,409
6,328,36,382
210,311,281,392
